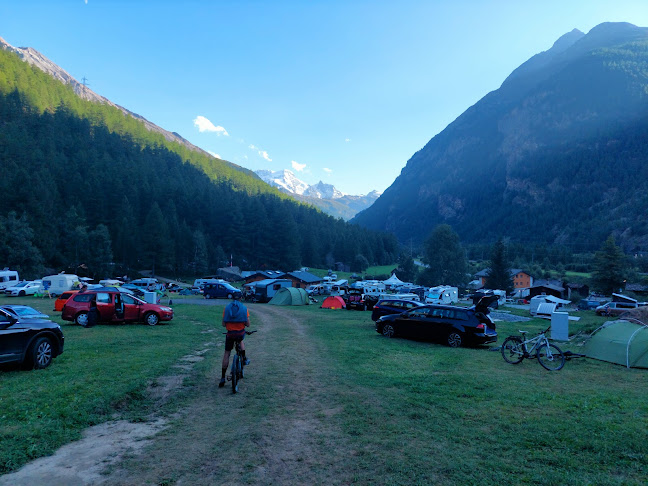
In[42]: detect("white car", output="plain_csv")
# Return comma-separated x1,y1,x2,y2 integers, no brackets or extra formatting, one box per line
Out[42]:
8,280,42,297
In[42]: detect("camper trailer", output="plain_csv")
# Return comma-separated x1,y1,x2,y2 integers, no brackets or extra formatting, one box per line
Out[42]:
425,286,459,305
39,274,80,297
0,269,20,291
253,279,292,303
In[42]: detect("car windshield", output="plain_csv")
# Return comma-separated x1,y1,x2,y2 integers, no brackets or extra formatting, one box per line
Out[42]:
13,282,28,288
224,284,238,291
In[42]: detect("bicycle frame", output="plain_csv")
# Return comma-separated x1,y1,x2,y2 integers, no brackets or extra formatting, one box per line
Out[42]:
518,332,550,358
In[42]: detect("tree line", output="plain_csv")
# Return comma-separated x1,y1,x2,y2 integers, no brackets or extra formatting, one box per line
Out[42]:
0,90,398,278
394,224,637,297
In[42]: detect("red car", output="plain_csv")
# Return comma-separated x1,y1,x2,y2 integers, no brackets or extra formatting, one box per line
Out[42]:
61,290,173,326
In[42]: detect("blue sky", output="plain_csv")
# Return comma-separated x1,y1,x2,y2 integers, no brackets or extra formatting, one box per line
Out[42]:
2,1,647,195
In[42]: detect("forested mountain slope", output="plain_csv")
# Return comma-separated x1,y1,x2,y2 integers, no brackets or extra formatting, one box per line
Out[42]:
353,22,648,252
0,49,398,277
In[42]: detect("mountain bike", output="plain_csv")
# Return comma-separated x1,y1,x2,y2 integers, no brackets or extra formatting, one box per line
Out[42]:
501,326,565,371
227,330,256,393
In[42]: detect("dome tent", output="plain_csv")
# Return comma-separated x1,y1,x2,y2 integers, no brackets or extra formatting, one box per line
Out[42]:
268,287,310,306
583,319,648,369
321,295,346,309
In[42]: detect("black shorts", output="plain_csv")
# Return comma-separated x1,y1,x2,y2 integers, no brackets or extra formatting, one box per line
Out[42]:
225,331,245,351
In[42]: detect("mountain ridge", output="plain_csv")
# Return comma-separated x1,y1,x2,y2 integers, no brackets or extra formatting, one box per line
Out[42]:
255,169,380,219
352,22,648,251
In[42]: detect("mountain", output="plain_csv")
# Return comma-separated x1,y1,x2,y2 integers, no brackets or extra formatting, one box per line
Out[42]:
0,36,399,277
255,169,311,195
0,36,269,193
352,22,648,251
255,169,380,220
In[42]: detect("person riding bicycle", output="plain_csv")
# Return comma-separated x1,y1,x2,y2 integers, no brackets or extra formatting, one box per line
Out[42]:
219,293,250,388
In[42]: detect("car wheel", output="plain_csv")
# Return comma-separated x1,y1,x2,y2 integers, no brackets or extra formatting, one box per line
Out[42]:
382,324,395,338
19,290,25,296
204,294,211,299
30,336,54,369
75,312,89,327
145,312,159,326
447,332,463,348
227,293,233,299
50,292,58,298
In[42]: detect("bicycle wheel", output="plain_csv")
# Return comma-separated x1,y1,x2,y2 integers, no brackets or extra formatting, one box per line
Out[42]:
231,355,240,393
536,343,565,371
501,336,525,364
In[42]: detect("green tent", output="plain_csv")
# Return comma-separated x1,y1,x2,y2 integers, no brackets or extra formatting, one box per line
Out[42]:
268,287,310,306
583,320,648,369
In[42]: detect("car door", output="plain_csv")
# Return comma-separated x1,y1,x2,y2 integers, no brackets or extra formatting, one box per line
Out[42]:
0,311,28,363
121,294,141,321
426,307,450,341
95,292,114,322
397,307,432,338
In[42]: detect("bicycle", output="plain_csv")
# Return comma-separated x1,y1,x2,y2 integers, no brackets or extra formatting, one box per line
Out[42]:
226,330,256,393
501,326,565,371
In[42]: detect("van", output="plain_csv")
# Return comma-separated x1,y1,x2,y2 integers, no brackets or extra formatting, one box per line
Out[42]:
0,269,20,291
130,278,161,291
193,278,226,291
39,274,80,297
203,282,242,300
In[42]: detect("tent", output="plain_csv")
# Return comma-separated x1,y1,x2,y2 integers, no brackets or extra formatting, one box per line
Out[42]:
383,274,404,287
583,319,648,369
268,287,310,306
321,295,346,309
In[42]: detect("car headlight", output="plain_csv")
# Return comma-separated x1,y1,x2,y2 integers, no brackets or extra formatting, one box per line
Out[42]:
160,307,172,312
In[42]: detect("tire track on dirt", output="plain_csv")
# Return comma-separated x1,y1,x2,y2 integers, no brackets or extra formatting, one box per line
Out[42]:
100,304,352,485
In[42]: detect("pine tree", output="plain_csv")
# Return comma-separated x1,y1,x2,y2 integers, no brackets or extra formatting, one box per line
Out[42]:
485,238,513,294
591,236,627,295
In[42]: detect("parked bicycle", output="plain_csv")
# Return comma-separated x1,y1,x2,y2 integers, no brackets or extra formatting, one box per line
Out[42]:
501,326,565,371
226,330,256,393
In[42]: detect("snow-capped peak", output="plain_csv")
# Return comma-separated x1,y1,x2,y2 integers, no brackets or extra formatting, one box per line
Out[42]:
255,169,310,195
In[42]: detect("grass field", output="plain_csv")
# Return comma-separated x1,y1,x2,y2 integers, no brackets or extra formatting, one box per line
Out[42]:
1,295,646,484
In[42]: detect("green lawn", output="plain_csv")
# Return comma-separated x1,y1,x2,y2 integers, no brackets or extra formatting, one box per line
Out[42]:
1,296,646,484
0,295,225,474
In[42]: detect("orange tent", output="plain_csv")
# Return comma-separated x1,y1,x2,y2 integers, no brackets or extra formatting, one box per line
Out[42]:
321,295,346,309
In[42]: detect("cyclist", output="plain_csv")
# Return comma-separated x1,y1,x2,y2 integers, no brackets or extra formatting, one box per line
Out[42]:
219,293,251,387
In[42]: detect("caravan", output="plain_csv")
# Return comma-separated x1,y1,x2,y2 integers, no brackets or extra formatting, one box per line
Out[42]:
425,286,459,305
0,269,20,291
39,274,80,297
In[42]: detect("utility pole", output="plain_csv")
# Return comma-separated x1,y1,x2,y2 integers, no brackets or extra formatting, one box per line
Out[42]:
81,77,89,97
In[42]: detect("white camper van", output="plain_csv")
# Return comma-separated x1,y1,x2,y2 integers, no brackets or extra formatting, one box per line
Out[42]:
40,274,80,297
425,286,459,305
0,269,20,291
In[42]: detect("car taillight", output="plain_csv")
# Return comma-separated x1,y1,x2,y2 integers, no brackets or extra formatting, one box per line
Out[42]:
476,323,485,330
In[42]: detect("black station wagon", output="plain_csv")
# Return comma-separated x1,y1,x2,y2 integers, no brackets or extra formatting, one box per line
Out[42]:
375,296,498,348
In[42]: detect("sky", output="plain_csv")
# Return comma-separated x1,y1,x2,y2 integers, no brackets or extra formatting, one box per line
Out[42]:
2,1,648,195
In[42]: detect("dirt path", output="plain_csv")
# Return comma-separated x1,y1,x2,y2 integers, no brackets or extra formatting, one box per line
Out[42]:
2,305,353,485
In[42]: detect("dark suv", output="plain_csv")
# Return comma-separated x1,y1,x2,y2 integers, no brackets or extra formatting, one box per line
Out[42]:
345,288,366,310
375,296,498,347
0,308,65,369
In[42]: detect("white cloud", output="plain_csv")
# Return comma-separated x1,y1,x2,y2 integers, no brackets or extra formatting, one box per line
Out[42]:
345,138,350,142
249,144,272,162
207,151,221,159
323,168,332,173
193,116,229,136
292,160,307,172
